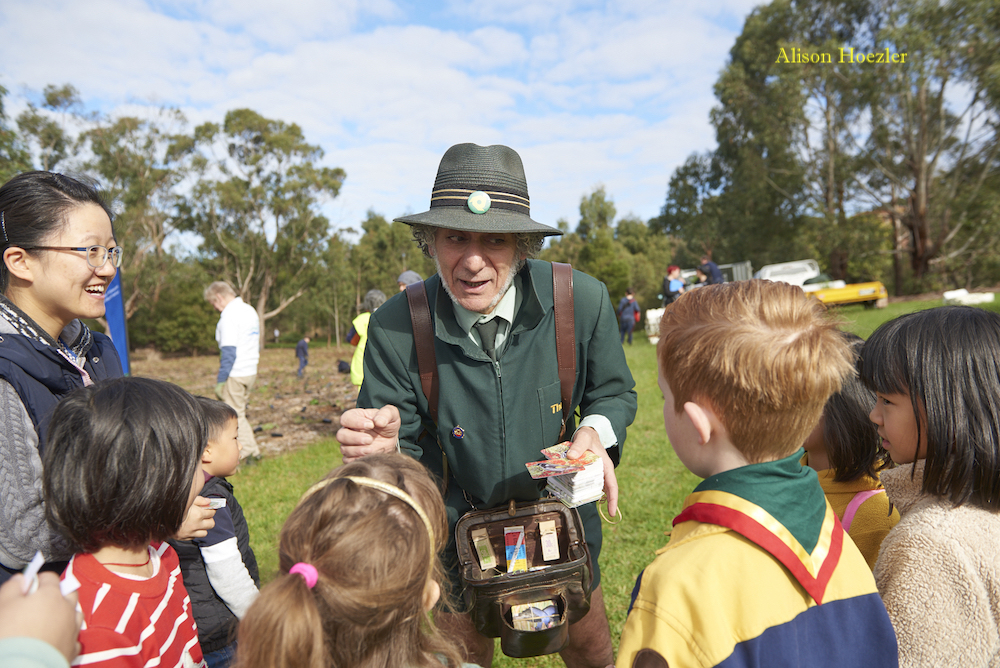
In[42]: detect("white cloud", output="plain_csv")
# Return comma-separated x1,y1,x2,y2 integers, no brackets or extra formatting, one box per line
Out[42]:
0,0,763,231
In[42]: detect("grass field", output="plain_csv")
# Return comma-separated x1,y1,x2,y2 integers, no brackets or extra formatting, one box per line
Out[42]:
229,296,982,666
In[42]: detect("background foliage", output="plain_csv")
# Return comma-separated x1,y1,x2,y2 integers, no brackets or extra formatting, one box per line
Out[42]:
2,0,998,352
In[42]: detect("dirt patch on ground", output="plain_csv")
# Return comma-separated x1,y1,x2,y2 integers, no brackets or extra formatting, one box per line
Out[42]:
131,345,358,457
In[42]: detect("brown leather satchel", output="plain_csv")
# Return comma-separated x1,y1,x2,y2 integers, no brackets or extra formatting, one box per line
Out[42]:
454,499,593,657
404,262,592,657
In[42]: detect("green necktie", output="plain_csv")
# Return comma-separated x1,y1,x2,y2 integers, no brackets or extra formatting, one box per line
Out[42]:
475,319,501,362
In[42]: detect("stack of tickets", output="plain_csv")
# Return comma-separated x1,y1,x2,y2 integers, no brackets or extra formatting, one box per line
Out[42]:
527,443,604,508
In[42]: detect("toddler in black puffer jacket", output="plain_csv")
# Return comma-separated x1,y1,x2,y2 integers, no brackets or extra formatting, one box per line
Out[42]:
169,397,259,668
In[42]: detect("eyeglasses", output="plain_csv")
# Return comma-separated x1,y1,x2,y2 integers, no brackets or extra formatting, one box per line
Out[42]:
21,245,124,269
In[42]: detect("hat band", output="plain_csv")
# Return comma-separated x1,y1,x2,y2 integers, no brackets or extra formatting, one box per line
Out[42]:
430,188,530,215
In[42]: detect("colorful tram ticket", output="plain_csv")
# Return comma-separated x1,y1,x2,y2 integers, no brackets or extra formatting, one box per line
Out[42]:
525,458,586,478
504,526,528,573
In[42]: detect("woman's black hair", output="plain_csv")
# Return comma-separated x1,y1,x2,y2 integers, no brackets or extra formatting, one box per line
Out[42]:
0,171,114,292
825,333,891,482
42,377,207,553
859,306,1000,509
195,395,238,443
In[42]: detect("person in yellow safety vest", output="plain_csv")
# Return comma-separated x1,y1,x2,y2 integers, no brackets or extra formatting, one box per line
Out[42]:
348,289,386,388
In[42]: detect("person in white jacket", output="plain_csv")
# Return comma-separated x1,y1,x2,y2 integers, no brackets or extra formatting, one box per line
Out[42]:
204,281,260,461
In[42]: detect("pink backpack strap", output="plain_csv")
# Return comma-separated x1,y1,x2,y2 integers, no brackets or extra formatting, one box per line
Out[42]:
842,489,885,532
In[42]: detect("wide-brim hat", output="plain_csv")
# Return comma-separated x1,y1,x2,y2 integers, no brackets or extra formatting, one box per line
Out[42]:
394,143,562,236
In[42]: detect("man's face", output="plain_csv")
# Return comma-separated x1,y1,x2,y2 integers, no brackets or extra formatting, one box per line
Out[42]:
431,228,520,314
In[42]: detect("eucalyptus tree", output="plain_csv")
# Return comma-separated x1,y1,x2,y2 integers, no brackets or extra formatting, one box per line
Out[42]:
864,0,1000,285
652,152,725,259
546,187,632,299
542,218,585,268
178,108,345,348
707,0,810,269
615,215,678,310
0,85,30,182
576,185,616,241
79,109,190,319
15,84,83,172
659,0,1000,290
349,211,435,304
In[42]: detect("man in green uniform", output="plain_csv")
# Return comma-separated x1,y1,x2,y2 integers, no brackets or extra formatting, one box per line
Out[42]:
337,143,637,667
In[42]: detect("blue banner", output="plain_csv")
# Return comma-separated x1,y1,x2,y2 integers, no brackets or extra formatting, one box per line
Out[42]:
104,273,130,375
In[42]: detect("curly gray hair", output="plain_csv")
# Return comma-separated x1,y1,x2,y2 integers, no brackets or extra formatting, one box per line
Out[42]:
409,224,545,271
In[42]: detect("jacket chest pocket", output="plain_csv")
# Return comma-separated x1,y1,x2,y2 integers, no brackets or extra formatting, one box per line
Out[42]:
537,381,566,446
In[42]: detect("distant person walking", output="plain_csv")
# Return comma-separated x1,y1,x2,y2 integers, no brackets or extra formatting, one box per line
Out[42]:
617,288,641,345
662,265,685,306
296,336,310,378
699,255,724,285
397,270,423,291
204,281,261,462
347,289,386,388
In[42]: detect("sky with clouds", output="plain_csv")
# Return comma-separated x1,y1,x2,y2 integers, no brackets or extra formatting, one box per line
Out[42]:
0,0,762,235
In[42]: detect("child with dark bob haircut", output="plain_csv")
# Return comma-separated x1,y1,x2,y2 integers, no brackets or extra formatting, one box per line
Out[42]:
803,332,899,570
43,377,207,667
860,306,1000,667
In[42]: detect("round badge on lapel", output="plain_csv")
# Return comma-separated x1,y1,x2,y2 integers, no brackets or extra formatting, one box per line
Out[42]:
467,191,491,214
452,425,465,439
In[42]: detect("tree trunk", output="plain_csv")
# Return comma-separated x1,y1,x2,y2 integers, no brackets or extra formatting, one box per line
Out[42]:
333,284,341,347
892,210,903,296
256,272,272,352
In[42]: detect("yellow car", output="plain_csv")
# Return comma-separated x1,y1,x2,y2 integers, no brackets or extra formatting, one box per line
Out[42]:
810,281,888,308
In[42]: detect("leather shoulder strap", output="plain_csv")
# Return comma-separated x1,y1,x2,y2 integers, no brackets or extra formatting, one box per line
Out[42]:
406,267,575,436
552,262,575,439
405,281,438,424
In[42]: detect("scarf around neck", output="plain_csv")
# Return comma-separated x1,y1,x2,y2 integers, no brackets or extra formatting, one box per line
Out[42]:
0,295,92,363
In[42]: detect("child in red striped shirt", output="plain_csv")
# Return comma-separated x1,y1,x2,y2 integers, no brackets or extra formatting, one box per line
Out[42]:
43,377,208,668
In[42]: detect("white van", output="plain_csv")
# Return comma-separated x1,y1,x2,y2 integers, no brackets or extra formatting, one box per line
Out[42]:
754,259,821,287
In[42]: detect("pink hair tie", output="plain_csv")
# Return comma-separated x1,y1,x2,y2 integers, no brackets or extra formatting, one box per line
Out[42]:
289,562,319,589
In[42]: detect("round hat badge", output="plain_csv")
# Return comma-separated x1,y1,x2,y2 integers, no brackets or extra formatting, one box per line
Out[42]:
467,191,491,214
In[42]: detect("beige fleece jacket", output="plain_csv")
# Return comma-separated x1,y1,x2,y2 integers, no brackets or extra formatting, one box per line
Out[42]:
875,460,1000,667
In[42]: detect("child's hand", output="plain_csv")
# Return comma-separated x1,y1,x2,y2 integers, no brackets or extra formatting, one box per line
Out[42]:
0,572,81,663
566,427,619,518
175,497,217,540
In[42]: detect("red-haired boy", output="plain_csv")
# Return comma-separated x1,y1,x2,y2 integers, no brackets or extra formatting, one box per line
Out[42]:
617,280,898,668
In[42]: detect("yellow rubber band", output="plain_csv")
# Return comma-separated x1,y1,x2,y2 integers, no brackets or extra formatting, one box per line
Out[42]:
597,494,623,525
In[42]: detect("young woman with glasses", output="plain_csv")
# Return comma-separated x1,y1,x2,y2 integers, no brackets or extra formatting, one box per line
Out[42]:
0,171,128,584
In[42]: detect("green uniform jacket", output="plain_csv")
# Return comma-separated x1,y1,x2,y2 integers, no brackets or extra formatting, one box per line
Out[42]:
360,259,637,519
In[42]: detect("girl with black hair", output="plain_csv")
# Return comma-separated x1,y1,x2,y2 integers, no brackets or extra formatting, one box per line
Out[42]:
43,377,209,667
861,306,1000,667
803,333,899,570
